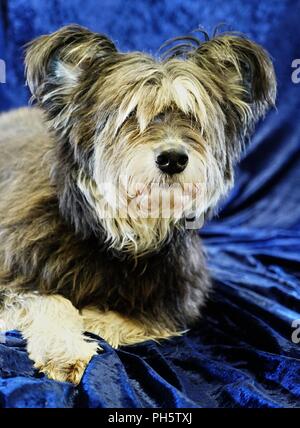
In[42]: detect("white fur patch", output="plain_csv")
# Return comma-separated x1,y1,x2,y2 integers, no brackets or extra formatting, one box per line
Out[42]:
0,291,100,384
82,306,180,348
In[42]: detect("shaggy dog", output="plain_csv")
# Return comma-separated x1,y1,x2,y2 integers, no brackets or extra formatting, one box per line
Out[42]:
0,25,276,383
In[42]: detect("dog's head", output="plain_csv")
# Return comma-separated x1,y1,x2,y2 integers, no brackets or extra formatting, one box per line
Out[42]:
25,25,276,255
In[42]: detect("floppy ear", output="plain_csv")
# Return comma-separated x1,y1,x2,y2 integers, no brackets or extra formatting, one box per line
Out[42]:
190,34,276,141
25,25,117,106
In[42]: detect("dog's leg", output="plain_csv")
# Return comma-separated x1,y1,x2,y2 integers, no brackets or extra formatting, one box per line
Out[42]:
81,306,181,348
0,291,99,383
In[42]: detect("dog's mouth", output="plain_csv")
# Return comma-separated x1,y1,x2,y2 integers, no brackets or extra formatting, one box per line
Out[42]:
125,182,204,219
128,181,201,196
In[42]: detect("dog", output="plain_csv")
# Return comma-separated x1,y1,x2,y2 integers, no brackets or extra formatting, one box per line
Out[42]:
0,25,276,383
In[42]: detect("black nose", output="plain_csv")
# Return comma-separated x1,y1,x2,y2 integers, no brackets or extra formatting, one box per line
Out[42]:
156,150,189,175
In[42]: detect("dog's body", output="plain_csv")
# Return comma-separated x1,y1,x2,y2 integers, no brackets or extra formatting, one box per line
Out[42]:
0,26,276,383
0,106,210,382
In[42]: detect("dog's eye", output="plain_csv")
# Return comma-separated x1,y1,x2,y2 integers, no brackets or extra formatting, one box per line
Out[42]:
126,110,136,121
152,112,166,123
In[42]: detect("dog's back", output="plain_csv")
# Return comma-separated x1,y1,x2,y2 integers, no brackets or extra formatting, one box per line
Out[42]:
0,107,51,211
0,107,49,180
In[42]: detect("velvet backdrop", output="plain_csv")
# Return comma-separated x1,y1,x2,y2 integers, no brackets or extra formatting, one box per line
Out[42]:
0,0,300,408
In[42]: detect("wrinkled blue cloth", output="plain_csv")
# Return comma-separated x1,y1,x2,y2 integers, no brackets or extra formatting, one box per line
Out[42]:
0,0,300,408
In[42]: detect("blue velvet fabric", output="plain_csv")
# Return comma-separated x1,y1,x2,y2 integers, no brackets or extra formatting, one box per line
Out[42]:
0,0,300,408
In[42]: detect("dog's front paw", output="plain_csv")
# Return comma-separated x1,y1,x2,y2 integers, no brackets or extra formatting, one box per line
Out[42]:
29,338,101,384
35,355,96,384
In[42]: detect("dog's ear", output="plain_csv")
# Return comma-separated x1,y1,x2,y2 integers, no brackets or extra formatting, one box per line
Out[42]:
25,25,117,105
190,34,276,140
